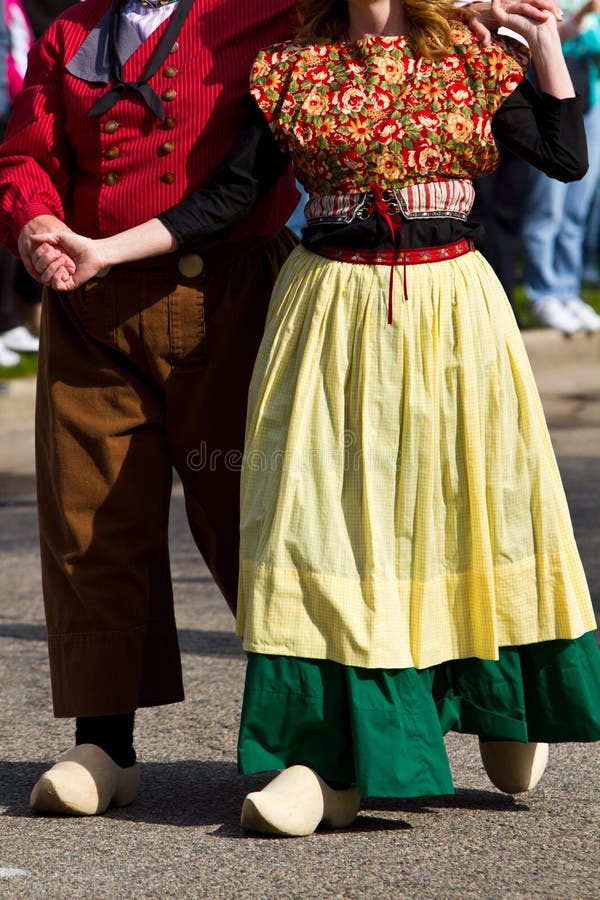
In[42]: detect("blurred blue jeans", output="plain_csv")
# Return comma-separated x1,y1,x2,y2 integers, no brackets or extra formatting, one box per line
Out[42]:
521,101,600,305
287,183,308,237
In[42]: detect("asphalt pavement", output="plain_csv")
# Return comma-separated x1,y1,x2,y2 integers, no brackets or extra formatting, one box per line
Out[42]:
0,328,599,899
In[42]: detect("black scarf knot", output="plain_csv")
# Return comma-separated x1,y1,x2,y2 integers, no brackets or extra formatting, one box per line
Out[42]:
88,0,193,120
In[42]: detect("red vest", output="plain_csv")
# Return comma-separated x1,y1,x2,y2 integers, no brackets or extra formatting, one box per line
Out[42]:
0,0,299,252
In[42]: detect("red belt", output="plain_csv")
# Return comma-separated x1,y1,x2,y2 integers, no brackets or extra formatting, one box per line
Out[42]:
316,238,474,267
315,237,475,324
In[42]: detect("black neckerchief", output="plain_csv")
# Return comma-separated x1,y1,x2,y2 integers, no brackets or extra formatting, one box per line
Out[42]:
88,0,193,121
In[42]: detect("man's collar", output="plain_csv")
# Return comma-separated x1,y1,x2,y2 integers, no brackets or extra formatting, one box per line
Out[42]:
66,9,141,83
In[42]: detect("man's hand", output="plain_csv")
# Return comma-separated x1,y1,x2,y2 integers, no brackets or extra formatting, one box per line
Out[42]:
462,0,563,45
18,215,76,283
31,230,106,291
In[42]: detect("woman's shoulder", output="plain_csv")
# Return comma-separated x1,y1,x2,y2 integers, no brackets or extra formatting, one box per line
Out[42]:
253,40,307,71
250,41,304,97
251,39,335,90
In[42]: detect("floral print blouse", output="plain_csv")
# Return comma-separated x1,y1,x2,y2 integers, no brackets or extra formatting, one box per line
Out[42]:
249,21,530,196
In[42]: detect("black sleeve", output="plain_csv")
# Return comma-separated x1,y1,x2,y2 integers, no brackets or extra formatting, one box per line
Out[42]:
491,79,588,183
158,96,291,247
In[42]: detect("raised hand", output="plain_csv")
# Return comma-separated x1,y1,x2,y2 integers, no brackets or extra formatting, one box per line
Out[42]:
494,0,562,21
488,0,559,40
488,0,577,98
463,0,562,45
31,231,106,291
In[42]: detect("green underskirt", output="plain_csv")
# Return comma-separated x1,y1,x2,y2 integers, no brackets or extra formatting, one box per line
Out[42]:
238,633,600,798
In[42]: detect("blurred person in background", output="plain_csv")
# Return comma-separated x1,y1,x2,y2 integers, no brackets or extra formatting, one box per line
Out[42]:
0,2,77,370
521,0,600,333
0,0,35,367
583,164,600,282
286,182,309,237
461,0,529,313
470,145,528,313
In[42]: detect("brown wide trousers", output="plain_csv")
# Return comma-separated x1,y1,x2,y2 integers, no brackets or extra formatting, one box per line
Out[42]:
35,231,297,717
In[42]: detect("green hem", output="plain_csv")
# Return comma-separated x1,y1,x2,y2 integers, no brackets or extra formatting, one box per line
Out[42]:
238,633,600,798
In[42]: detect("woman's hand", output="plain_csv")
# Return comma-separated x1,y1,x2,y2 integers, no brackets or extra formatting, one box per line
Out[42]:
486,0,577,97
463,0,562,44
31,231,106,291
487,0,559,42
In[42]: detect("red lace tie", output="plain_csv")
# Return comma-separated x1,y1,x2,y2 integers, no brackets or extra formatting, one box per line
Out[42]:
369,181,408,325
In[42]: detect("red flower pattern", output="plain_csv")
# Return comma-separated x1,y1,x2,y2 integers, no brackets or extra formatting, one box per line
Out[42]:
250,22,530,196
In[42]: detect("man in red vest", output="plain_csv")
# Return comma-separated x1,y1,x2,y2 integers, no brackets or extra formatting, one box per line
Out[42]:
0,0,299,816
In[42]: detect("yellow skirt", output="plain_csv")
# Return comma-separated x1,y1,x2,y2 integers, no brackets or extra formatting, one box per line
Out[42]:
236,245,595,669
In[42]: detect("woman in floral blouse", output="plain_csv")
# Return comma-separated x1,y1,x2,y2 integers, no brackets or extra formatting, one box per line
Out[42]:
33,0,600,837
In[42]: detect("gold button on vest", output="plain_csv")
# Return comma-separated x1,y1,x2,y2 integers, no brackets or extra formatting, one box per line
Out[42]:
177,254,204,278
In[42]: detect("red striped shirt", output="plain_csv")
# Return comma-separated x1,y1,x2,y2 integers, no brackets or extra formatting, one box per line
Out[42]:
0,0,299,252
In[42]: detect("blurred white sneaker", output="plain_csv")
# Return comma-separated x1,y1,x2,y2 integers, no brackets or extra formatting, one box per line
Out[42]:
564,297,600,332
1,325,39,353
0,337,20,367
531,297,581,335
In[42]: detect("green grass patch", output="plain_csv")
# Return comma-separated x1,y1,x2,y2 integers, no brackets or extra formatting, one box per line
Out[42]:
0,352,38,380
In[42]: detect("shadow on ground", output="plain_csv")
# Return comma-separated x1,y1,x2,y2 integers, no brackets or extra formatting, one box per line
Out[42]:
0,758,525,838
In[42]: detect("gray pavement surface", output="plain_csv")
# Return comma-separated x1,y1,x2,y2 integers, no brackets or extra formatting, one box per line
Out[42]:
0,329,599,899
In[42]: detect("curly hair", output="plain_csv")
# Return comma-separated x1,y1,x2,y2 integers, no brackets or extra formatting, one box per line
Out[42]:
295,0,462,59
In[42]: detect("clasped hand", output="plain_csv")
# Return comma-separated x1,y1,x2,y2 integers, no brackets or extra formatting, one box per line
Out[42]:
456,0,562,42
30,231,105,291
486,0,563,41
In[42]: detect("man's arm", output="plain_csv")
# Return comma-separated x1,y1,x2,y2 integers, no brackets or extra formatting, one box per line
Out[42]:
0,19,73,269
29,99,292,290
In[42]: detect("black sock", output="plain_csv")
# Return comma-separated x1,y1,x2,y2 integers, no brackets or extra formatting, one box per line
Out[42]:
75,712,136,768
